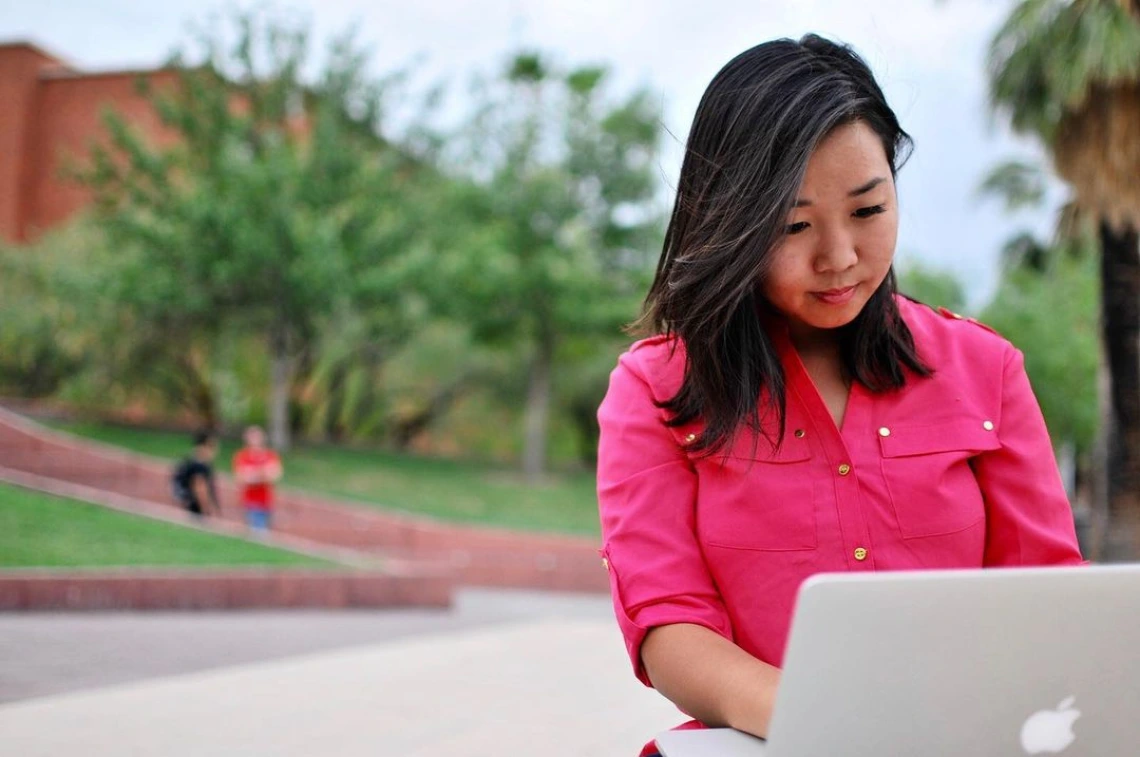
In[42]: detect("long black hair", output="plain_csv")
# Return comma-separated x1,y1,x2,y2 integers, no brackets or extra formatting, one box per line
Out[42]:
635,34,931,455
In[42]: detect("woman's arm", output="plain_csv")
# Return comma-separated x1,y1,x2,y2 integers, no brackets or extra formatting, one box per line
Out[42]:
643,623,781,739
597,347,743,713
973,345,1085,566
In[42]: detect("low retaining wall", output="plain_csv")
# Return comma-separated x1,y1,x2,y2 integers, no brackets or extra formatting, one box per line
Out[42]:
0,568,453,611
0,406,608,593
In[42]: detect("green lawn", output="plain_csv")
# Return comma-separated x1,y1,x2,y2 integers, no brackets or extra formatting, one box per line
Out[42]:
42,420,602,536
0,482,333,568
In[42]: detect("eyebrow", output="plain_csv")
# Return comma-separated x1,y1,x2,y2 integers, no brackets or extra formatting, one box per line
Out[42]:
794,177,887,207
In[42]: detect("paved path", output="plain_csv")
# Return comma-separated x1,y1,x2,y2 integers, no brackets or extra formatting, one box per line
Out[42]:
0,590,682,756
0,588,612,703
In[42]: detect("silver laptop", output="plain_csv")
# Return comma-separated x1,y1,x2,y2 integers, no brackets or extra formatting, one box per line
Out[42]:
656,565,1140,756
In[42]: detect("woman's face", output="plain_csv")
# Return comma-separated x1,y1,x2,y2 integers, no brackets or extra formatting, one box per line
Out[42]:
761,120,898,340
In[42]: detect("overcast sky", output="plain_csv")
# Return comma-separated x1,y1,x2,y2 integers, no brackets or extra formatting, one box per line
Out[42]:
3,0,1056,307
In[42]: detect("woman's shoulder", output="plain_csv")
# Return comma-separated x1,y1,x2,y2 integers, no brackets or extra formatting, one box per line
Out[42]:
613,334,687,401
896,295,1014,365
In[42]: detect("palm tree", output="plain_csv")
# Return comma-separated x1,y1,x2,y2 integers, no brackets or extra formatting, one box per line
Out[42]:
987,0,1140,560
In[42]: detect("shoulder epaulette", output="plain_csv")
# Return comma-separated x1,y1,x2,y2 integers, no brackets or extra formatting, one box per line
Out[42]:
937,306,1000,336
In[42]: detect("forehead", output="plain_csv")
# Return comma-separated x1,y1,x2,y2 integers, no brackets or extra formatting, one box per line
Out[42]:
799,121,891,193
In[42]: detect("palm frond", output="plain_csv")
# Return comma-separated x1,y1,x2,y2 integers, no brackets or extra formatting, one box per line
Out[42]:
978,159,1049,211
1054,84,1140,227
989,0,1140,140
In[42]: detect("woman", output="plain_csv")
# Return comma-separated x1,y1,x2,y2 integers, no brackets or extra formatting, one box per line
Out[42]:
595,34,1084,756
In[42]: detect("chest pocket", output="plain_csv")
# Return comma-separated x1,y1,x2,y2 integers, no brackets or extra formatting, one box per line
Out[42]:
879,419,1001,538
694,431,818,552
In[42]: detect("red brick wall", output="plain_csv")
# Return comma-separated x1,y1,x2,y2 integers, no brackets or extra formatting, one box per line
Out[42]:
0,44,67,243
25,69,179,238
0,42,177,244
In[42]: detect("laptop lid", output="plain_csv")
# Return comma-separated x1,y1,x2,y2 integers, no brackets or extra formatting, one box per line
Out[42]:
766,565,1140,756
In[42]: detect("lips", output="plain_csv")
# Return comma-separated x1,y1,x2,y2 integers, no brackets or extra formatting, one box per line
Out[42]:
813,285,858,305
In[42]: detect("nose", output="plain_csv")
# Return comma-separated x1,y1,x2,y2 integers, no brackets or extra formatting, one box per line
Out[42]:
813,226,858,274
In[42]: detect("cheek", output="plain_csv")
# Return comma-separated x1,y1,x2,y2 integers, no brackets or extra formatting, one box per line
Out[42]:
760,242,810,303
860,215,899,266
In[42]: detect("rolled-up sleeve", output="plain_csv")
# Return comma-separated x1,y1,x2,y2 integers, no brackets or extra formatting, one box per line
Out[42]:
974,346,1085,566
597,349,733,686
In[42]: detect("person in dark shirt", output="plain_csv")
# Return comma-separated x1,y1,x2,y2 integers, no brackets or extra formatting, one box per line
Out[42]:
171,430,221,519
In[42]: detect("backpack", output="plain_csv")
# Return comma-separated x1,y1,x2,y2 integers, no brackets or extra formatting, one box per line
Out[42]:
171,458,196,505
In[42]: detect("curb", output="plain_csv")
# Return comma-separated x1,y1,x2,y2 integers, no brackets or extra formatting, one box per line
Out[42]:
0,568,454,611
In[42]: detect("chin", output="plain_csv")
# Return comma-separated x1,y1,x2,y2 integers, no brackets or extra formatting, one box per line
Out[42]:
807,316,858,332
804,303,865,331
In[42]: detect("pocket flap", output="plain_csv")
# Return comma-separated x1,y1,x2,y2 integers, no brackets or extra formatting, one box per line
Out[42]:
725,428,811,464
879,419,1001,458
676,422,812,464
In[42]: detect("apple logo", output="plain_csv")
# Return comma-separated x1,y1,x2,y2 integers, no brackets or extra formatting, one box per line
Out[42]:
1020,696,1081,754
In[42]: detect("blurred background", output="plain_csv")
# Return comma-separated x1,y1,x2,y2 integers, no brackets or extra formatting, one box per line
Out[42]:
0,1,1137,754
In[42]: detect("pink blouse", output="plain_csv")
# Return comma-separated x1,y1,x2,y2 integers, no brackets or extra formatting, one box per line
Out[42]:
596,297,1084,750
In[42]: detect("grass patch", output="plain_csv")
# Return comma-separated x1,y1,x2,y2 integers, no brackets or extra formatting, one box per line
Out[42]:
0,482,333,568
41,420,602,536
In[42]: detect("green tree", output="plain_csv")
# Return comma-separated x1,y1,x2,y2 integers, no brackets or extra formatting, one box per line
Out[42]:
0,224,97,399
442,53,662,478
983,251,1099,454
0,221,213,422
80,10,432,449
897,261,968,314
988,0,1140,559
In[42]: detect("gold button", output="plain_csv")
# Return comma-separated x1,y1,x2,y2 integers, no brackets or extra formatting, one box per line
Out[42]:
684,433,697,443
878,427,891,437
838,463,851,476
982,420,994,431
854,547,868,561
794,429,806,438
602,557,609,570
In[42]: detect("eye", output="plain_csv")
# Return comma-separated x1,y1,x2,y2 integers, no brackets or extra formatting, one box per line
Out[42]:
784,221,810,235
853,204,886,219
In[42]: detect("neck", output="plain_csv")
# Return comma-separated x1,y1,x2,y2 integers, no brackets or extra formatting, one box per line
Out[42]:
786,320,841,357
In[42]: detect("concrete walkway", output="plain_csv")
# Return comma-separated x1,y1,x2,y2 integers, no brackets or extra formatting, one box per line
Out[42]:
0,591,682,756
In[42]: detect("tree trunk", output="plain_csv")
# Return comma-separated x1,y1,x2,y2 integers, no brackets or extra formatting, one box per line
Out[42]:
1098,220,1140,561
269,324,294,452
177,352,217,431
568,394,601,469
390,375,471,451
522,335,554,481
1085,345,1113,560
189,378,218,432
322,363,348,443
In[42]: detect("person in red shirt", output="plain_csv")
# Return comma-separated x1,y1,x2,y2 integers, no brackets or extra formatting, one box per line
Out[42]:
232,425,283,534
596,35,1084,757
